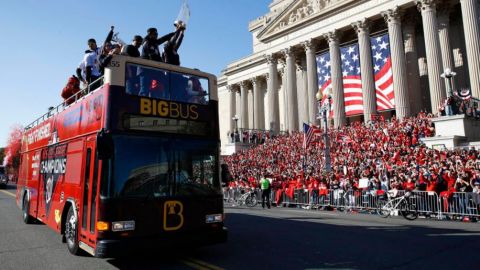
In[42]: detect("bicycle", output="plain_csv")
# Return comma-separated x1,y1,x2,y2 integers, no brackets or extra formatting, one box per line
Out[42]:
231,189,258,207
377,191,418,220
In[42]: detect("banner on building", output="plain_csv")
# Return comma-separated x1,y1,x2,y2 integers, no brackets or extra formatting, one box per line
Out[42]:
316,51,333,117
340,43,363,116
371,33,395,111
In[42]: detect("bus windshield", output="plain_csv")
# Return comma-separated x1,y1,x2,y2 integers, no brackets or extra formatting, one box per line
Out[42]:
125,63,210,105
107,135,221,198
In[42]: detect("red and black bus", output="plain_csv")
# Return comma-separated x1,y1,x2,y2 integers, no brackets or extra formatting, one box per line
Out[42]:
16,55,227,257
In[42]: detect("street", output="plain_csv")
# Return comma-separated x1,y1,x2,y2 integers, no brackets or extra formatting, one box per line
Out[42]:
1,184,479,270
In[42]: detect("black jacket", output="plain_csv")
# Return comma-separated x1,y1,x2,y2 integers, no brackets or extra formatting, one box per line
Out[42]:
141,32,175,62
163,29,184,66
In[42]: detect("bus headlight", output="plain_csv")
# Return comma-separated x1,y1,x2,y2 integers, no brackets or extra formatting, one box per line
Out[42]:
205,214,223,223
111,221,135,232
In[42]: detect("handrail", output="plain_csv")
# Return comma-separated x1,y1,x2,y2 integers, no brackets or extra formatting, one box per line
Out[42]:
24,76,105,131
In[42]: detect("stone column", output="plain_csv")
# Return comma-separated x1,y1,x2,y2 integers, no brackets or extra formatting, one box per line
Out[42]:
251,77,262,130
235,89,241,120
279,63,288,131
382,7,411,119
247,86,254,128
227,85,236,132
438,7,456,90
297,61,309,129
239,81,249,129
324,31,346,128
460,0,480,98
402,15,423,115
352,19,377,122
283,47,299,132
302,40,319,125
416,0,446,114
266,54,280,133
259,76,266,129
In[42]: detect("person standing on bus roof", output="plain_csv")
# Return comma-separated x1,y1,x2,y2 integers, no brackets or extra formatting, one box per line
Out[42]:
138,27,177,96
163,21,185,66
122,35,143,95
121,35,143,57
76,26,114,90
141,27,175,61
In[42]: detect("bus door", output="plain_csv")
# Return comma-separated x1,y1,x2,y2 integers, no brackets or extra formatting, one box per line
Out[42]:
78,137,99,254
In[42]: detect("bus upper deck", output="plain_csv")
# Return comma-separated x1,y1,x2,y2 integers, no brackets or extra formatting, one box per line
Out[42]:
23,55,220,149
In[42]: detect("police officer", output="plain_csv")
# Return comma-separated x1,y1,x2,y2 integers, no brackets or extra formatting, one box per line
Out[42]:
260,175,271,209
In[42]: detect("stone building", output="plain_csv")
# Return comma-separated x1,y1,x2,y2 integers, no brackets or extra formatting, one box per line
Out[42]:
218,0,480,154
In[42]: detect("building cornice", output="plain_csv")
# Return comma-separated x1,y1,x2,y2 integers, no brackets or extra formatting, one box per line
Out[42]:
257,0,364,42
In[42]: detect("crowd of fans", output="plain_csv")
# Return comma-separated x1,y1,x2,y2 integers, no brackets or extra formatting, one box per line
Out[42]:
227,129,275,144
223,112,480,211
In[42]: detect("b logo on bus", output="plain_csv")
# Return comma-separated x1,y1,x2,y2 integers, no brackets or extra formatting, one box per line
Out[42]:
163,201,184,231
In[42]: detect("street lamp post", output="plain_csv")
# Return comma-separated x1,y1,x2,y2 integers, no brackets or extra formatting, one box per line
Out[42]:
232,115,239,142
441,68,456,98
232,115,239,132
441,68,457,116
316,87,332,173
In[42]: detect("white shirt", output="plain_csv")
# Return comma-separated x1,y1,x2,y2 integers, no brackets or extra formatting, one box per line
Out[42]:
78,48,101,79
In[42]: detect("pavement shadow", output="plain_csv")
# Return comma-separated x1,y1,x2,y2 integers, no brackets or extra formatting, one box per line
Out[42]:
105,212,480,270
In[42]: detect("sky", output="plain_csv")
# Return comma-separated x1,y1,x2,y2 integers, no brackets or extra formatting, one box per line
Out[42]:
0,0,272,147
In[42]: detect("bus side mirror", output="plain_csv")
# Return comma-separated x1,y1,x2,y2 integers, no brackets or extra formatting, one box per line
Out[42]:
97,131,113,160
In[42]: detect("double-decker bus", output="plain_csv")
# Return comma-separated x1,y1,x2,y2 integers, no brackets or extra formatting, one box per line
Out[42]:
16,55,227,257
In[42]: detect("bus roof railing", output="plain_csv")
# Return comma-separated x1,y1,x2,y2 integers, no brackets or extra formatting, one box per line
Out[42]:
24,76,105,131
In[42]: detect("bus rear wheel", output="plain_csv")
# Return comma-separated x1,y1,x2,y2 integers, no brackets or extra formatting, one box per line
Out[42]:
65,207,81,255
22,195,33,224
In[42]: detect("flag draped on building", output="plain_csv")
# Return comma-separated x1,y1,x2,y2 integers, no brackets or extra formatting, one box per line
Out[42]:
316,52,333,116
303,123,320,149
371,33,395,111
454,89,472,100
340,44,363,116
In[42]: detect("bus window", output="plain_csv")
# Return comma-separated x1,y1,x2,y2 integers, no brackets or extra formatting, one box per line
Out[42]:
170,72,190,103
185,76,209,105
109,135,220,198
125,63,209,105
125,63,170,99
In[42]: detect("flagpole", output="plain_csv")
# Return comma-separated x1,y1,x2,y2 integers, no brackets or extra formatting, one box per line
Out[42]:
317,88,332,174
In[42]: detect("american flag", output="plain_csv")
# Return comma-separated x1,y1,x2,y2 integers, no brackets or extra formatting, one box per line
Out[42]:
316,52,333,117
316,44,364,117
371,34,395,111
303,123,320,149
340,44,363,116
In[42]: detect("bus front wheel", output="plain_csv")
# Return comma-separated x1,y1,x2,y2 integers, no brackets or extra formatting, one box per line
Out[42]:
65,207,81,255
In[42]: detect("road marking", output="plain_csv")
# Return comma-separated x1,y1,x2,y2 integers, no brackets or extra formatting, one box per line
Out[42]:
181,257,224,270
428,233,480,237
180,260,210,270
0,189,16,198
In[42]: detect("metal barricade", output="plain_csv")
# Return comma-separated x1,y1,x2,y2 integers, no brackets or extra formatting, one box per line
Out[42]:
440,192,480,219
227,187,480,223
410,191,441,218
